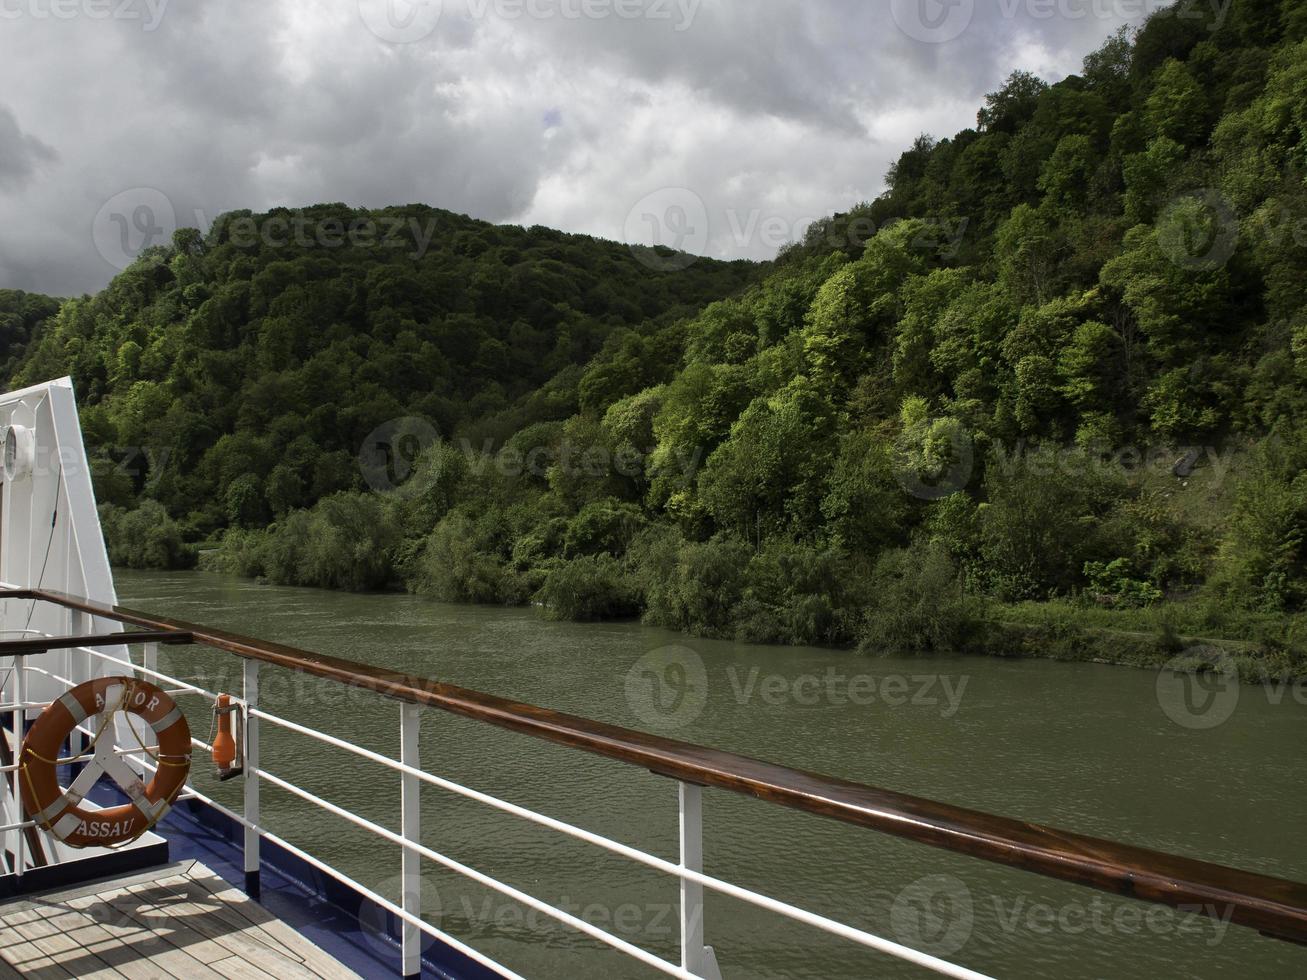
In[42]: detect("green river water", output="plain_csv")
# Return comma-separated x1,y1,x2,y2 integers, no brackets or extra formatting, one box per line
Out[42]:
114,569,1306,980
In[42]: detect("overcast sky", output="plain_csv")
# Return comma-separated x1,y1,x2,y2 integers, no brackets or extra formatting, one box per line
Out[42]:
0,0,1159,297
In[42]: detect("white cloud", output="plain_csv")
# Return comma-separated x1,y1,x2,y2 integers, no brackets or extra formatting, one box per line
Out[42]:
0,0,1150,296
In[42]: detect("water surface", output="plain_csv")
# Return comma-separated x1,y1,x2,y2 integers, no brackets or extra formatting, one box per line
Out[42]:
115,569,1307,980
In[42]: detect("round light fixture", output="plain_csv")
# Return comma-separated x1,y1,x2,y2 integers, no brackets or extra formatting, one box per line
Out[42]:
3,424,35,481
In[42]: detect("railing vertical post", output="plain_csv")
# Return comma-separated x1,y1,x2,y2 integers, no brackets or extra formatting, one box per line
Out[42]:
132,641,160,777
243,659,260,900
400,703,421,978
67,608,85,755
12,657,25,880
679,782,720,979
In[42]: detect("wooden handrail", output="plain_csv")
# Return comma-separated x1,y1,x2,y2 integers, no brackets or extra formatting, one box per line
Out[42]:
7,587,1307,944
0,629,193,656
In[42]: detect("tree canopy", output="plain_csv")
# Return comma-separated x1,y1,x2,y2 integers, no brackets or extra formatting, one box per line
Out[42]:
9,0,1307,658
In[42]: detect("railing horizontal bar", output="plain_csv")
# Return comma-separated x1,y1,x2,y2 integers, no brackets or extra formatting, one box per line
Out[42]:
254,764,701,979
251,707,989,978
21,664,81,694
133,756,527,980
0,701,51,712
20,663,213,756
0,630,193,657
76,645,216,702
16,587,1307,946
2,741,171,773
21,653,198,697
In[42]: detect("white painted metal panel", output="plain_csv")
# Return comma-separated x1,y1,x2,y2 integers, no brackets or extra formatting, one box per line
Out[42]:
0,377,123,706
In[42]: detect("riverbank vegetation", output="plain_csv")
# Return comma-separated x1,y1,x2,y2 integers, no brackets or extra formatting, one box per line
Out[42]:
8,0,1307,679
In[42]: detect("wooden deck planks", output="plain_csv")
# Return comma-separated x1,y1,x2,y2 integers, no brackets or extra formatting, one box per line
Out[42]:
141,876,330,980
0,861,361,980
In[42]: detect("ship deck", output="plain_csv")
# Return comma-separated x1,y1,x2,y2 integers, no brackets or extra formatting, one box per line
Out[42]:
0,859,360,980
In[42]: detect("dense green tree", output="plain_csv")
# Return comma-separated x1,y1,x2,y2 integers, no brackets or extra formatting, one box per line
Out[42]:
1145,59,1209,143
17,1,1307,644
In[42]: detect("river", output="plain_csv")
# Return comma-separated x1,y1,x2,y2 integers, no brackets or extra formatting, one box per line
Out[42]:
114,569,1307,980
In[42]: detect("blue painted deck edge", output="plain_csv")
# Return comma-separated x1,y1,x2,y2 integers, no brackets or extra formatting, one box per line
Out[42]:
159,797,504,980
5,725,504,975
0,838,169,900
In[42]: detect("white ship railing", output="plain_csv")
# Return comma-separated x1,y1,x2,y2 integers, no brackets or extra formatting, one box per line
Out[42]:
4,587,1306,979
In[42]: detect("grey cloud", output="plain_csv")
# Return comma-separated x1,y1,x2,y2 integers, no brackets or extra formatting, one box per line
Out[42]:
0,0,1150,297
0,106,55,188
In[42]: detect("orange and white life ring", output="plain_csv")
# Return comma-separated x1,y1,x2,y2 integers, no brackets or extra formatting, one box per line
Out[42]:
19,677,191,849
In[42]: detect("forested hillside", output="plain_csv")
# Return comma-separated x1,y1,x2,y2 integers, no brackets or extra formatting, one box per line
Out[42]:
10,0,1307,674
10,204,755,564
0,290,60,380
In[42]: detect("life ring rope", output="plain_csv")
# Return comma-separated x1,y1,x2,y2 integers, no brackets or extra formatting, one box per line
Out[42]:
18,676,192,849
